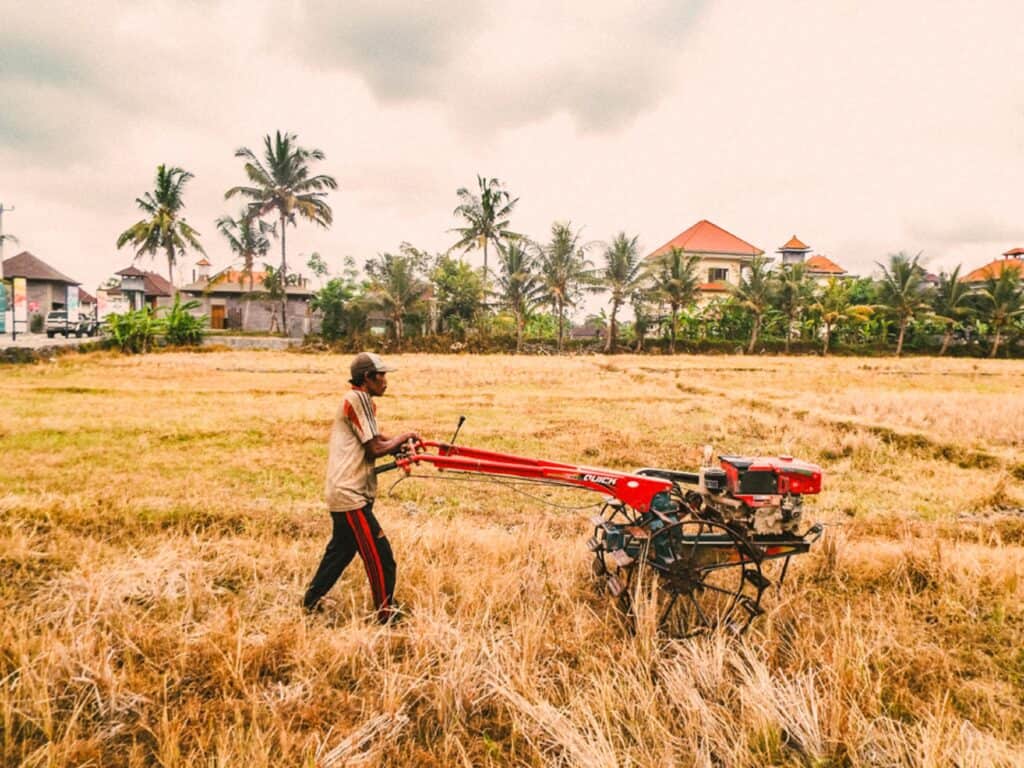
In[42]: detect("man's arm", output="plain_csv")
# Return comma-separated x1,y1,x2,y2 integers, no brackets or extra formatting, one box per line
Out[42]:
364,432,420,461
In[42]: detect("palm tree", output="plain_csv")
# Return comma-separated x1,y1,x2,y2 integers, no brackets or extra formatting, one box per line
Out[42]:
648,246,701,354
536,222,593,353
494,239,542,353
451,175,520,283
811,277,873,355
977,265,1023,358
116,164,205,289
216,210,275,292
216,210,274,330
365,249,429,348
598,233,647,353
772,262,814,354
876,251,931,356
225,131,337,334
931,266,972,356
730,255,774,354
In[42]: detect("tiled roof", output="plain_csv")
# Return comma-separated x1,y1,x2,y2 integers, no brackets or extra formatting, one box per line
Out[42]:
1002,247,1024,257
698,281,730,292
779,235,810,251
648,219,763,259
805,254,847,275
195,257,212,266
962,257,1024,283
116,266,148,278
2,251,79,284
78,288,96,304
143,272,173,297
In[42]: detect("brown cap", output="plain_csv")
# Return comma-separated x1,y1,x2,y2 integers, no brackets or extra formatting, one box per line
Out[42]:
350,352,397,382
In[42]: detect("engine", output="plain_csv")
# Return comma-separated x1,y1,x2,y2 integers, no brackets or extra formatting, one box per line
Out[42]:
696,454,822,535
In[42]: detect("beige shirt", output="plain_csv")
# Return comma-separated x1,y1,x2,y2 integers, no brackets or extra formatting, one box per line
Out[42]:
324,387,379,512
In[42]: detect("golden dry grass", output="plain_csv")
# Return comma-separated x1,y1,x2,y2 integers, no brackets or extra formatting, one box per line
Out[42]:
1,351,1023,767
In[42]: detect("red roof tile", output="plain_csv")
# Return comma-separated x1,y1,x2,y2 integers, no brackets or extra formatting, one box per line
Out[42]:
697,281,730,292
648,219,763,259
962,257,1024,282
1002,247,1024,257
805,254,847,275
780,235,809,251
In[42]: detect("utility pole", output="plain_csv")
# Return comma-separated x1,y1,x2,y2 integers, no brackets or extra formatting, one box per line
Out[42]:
1,203,15,338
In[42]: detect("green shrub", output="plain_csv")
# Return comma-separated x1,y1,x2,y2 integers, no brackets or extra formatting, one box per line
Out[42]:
30,314,44,333
105,307,161,353
162,296,206,346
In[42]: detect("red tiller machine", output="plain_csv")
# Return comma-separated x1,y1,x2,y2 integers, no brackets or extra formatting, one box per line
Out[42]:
380,423,823,637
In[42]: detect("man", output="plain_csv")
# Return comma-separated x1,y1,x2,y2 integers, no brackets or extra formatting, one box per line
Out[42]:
303,352,419,623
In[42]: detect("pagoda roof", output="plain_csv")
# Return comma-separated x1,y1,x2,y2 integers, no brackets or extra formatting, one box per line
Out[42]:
2,251,79,284
778,235,810,251
195,257,212,267
648,219,763,259
116,265,148,278
962,257,1024,283
805,254,847,275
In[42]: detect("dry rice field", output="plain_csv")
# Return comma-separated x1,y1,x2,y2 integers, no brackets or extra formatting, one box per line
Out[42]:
1,351,1023,767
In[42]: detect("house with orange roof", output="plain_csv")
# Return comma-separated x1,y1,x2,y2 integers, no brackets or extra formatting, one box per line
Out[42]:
181,259,316,334
646,219,764,302
960,249,1024,284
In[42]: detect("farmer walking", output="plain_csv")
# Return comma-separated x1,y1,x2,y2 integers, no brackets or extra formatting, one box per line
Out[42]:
303,352,419,623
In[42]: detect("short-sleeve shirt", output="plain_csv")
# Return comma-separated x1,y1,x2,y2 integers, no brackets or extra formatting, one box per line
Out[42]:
324,387,380,511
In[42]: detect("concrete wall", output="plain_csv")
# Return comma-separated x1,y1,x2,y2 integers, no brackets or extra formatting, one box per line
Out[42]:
187,294,321,336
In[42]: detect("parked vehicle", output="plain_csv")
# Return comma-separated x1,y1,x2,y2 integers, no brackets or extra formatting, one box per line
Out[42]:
45,310,99,338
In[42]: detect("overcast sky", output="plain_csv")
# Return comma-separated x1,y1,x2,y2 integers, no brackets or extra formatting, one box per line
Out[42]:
2,0,1023,300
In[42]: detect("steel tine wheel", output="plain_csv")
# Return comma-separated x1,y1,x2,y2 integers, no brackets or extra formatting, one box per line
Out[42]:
648,519,768,638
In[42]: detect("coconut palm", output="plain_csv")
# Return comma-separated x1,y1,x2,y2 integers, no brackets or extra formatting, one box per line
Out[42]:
494,239,542,353
599,233,647,353
451,175,520,283
365,248,429,348
772,262,814,354
648,246,701,354
730,255,774,354
876,251,931,356
116,164,205,289
536,222,593,353
931,266,973,356
225,131,337,334
216,210,275,292
811,277,873,355
977,265,1023,358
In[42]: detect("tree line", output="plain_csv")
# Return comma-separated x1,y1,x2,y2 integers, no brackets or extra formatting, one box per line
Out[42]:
113,131,1024,357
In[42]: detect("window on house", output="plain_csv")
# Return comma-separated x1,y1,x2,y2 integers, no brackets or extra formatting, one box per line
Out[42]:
708,267,729,283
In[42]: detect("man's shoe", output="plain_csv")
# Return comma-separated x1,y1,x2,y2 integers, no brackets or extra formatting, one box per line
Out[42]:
379,603,408,626
302,598,325,615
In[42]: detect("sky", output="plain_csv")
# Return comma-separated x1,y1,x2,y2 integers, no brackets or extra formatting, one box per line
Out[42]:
2,0,1023,306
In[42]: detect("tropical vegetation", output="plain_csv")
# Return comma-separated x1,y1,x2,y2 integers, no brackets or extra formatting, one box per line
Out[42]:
116,164,206,287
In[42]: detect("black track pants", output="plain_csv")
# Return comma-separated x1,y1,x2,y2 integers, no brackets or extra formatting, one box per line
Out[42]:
303,504,396,622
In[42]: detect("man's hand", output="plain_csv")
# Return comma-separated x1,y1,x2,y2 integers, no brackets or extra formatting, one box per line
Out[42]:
364,432,422,461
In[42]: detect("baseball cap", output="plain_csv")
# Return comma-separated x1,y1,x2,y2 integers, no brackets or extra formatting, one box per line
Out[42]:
350,352,397,382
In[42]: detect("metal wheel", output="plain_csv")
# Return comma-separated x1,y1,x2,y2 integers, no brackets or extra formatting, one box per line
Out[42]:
621,519,768,637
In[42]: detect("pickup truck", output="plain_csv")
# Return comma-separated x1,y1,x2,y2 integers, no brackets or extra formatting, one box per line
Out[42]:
45,310,99,338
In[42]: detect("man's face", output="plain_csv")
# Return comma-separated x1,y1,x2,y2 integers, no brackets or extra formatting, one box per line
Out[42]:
365,371,388,396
